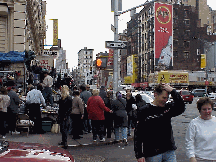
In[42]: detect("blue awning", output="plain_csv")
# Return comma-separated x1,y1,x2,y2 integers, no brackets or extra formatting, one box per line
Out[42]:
0,51,25,63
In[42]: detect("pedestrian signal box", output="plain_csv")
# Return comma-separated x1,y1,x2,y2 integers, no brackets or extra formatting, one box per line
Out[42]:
96,57,107,68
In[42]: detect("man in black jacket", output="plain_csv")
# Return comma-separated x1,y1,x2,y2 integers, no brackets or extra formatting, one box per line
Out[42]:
134,83,185,162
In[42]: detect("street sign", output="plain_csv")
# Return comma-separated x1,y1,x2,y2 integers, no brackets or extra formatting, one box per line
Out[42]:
111,24,116,32
43,50,58,55
105,41,127,49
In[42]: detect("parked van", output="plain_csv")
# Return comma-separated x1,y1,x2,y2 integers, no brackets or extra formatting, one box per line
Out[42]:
191,89,206,97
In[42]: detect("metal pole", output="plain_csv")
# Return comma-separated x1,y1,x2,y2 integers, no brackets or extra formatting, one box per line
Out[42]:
205,68,208,96
113,0,118,99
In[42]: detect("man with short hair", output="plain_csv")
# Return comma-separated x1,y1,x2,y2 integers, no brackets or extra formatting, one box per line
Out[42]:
80,84,92,133
99,86,107,102
134,83,185,162
41,71,53,107
26,85,46,134
7,86,20,134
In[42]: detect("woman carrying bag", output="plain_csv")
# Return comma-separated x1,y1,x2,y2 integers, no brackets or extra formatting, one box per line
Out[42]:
58,85,72,149
70,90,84,139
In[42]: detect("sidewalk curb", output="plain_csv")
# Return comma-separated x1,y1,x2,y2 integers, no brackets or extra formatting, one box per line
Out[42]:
59,136,134,148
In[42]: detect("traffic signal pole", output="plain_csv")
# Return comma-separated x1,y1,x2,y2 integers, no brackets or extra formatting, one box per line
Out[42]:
113,0,119,99
112,0,156,99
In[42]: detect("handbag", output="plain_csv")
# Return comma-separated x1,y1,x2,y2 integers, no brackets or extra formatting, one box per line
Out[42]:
51,123,60,133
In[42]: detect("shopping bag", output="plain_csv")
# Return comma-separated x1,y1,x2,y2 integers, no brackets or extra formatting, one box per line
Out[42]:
51,124,60,133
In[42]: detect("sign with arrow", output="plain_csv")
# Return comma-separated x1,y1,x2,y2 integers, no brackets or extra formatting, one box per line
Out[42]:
105,41,127,49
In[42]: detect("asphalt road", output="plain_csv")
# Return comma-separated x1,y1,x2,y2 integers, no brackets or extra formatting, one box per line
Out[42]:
68,97,216,162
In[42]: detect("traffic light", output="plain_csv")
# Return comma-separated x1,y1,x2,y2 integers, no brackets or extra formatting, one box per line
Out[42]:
96,57,107,68
24,50,36,71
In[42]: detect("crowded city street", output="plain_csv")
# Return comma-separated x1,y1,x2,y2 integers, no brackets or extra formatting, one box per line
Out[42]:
4,97,215,161
0,0,216,161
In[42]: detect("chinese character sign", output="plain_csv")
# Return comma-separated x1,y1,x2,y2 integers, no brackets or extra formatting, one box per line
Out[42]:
53,19,58,46
154,2,173,69
200,54,206,69
107,49,114,67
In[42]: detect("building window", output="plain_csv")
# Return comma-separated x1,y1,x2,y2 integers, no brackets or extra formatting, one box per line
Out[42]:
174,40,178,47
184,19,190,26
184,30,190,38
184,10,189,17
184,52,189,59
174,50,178,58
184,41,190,48
174,8,178,17
173,29,178,35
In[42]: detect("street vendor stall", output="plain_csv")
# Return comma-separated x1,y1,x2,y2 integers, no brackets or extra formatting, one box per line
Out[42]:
41,106,59,121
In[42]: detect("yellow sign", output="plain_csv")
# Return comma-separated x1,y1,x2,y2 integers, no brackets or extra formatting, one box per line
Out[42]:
52,19,58,46
157,71,189,85
125,54,138,83
200,54,206,69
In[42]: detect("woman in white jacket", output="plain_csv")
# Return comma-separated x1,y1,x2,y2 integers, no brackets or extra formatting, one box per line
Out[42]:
185,97,216,162
0,87,10,139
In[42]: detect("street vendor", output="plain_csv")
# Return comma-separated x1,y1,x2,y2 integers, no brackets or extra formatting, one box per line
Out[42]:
26,85,46,134
40,70,53,107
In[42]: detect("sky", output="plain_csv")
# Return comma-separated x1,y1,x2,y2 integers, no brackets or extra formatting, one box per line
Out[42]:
44,0,216,70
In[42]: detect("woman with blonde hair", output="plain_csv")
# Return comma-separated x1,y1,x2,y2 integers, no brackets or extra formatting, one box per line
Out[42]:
87,89,113,142
58,85,72,148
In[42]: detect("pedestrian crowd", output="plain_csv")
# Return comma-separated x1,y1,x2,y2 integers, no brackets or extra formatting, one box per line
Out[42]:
58,84,139,148
0,69,216,162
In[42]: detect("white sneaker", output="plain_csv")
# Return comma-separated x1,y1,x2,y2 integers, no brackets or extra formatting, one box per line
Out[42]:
2,136,6,139
93,140,97,142
16,131,20,134
100,138,105,142
123,139,128,146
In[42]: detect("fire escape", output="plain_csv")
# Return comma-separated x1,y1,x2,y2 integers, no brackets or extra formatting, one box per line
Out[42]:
26,0,45,55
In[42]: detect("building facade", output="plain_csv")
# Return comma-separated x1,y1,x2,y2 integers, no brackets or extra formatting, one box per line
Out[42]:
77,47,94,85
125,0,216,84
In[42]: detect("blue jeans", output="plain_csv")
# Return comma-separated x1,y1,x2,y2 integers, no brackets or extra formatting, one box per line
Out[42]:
42,87,53,107
145,150,177,162
128,119,132,135
114,127,127,141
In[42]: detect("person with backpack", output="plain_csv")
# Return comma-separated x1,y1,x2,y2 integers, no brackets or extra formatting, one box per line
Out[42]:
111,91,128,145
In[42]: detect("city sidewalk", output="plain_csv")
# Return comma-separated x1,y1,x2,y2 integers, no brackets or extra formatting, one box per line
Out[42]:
4,129,134,148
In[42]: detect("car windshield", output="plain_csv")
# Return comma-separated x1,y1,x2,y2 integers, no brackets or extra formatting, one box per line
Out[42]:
181,91,190,95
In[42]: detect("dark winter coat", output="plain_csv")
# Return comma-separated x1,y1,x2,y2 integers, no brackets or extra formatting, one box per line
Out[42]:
8,90,20,114
58,96,72,123
134,89,185,159
104,97,113,121
126,96,136,117
99,89,107,102
111,98,128,128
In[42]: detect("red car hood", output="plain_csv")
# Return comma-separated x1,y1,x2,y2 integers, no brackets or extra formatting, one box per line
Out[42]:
0,141,74,162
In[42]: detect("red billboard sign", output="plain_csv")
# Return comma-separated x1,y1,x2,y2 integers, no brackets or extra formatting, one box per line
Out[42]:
154,2,173,70
107,49,114,67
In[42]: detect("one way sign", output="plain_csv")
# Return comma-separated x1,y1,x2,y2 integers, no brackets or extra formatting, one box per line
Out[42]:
105,41,127,49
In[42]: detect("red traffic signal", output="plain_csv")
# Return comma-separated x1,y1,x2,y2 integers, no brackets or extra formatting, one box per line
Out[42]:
96,57,107,68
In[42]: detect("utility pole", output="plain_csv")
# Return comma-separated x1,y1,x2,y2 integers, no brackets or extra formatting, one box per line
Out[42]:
111,0,156,98
113,0,119,99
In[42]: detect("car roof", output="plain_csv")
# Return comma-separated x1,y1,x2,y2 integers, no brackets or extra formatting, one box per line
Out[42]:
132,92,154,103
0,141,74,162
